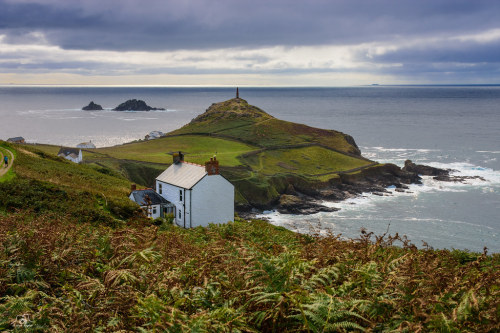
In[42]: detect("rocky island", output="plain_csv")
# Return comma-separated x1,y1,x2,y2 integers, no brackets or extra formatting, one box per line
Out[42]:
82,101,103,110
113,99,165,111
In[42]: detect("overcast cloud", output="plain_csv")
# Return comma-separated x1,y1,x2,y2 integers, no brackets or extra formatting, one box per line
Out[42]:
1,0,499,85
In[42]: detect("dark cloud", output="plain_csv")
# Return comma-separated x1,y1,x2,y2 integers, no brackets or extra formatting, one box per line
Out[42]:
1,0,500,83
1,0,500,51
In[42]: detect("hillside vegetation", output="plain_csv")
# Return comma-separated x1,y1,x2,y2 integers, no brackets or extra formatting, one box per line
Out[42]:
0,142,140,226
1,142,499,332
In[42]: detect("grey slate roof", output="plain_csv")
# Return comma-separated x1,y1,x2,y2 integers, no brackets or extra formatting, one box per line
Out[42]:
156,162,207,189
7,137,24,142
130,189,171,206
58,147,80,157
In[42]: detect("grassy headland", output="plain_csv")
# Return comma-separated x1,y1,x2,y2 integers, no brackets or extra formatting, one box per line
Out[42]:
33,98,376,210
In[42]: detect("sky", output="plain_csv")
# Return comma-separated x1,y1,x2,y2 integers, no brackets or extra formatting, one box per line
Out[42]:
1,0,500,86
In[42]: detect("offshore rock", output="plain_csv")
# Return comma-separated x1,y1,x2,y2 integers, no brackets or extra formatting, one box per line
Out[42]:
82,101,103,111
433,175,486,183
277,194,339,215
402,159,449,176
113,99,165,111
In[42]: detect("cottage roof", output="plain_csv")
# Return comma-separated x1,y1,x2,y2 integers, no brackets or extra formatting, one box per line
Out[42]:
7,137,24,142
130,189,171,206
58,147,80,157
156,161,207,189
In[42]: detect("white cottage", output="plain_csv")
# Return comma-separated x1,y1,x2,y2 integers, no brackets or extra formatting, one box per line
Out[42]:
76,141,96,149
58,147,82,163
156,152,234,228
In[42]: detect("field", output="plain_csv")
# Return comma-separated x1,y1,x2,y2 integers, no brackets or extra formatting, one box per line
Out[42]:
95,135,257,166
241,146,373,176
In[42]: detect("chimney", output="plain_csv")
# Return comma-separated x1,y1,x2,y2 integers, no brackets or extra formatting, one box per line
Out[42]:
205,156,219,175
236,87,239,99
131,184,137,191
173,151,184,164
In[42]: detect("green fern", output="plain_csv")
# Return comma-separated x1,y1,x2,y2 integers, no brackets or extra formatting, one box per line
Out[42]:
290,293,367,332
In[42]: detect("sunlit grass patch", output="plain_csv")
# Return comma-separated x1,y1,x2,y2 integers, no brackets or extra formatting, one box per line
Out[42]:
96,135,257,166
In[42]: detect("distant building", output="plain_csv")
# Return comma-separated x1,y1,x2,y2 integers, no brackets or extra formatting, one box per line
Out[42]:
156,151,234,228
145,131,164,140
76,141,96,149
129,186,175,219
7,137,25,144
58,147,82,163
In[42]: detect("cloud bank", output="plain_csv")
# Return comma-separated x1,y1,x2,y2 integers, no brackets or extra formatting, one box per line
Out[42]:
1,0,499,85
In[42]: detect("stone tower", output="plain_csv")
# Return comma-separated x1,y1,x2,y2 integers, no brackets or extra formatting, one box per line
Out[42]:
236,87,239,99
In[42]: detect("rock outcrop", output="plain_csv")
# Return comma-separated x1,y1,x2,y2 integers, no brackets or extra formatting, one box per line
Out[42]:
277,194,339,215
402,159,449,176
82,101,103,111
113,99,165,111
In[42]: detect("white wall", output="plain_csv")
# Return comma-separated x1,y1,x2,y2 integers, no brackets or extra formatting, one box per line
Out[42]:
156,180,191,227
156,175,234,228
190,175,234,228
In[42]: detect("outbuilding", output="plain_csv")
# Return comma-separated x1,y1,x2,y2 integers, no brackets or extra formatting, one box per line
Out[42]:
129,187,175,219
155,152,234,228
57,147,82,163
7,137,25,144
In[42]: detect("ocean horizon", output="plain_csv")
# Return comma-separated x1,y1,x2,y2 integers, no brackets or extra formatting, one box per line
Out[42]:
1,85,498,252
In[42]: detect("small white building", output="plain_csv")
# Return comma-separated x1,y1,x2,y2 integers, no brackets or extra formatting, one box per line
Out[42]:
145,131,164,140
76,141,96,149
129,187,175,219
58,147,82,163
156,152,234,228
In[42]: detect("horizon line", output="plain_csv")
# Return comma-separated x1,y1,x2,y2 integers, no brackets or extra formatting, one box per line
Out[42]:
1,83,500,88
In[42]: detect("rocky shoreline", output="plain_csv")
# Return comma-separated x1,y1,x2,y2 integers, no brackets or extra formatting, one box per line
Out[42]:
239,159,485,218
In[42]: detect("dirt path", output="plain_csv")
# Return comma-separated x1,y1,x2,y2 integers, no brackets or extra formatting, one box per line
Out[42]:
0,147,14,178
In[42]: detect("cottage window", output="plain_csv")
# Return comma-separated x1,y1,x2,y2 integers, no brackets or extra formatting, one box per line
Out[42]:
158,183,162,194
179,189,183,201
153,207,157,215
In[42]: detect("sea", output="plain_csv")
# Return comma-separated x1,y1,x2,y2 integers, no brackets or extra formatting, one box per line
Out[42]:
0,85,499,252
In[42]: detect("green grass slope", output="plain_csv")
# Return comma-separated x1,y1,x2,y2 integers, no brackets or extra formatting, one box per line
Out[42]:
172,98,361,155
0,143,140,225
96,135,257,166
